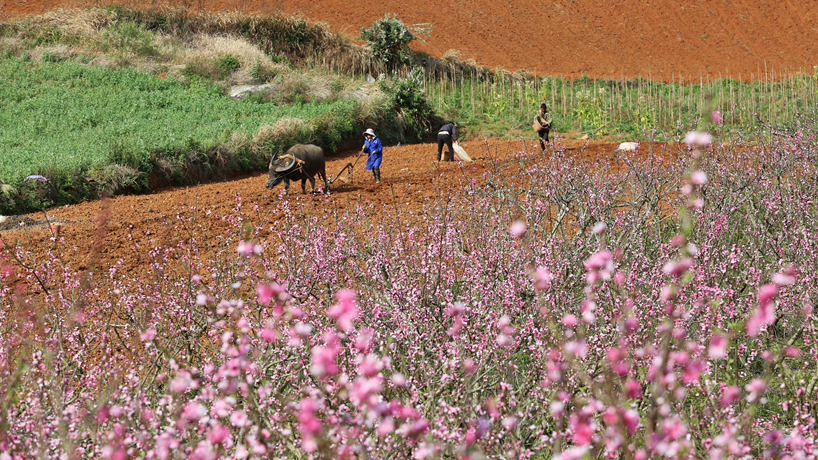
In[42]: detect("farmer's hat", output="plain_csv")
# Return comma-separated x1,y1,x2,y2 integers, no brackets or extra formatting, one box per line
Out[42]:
363,128,376,137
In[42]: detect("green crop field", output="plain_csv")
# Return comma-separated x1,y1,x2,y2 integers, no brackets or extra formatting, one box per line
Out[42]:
0,55,359,185
0,54,383,214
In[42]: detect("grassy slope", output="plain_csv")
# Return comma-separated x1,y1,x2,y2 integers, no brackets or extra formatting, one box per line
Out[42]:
0,56,358,184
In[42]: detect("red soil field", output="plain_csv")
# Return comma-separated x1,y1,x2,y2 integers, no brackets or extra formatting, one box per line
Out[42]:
3,0,817,80
2,140,666,278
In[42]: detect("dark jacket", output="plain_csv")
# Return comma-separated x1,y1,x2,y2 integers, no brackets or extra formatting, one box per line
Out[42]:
438,122,458,140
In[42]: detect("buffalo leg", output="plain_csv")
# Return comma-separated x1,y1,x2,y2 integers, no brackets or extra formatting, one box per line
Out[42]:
284,179,290,194
308,176,316,193
320,167,329,193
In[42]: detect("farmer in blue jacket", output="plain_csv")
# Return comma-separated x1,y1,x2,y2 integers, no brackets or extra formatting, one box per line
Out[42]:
362,128,383,183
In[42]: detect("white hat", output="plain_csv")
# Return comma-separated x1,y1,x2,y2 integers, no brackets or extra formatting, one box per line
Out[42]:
363,128,376,137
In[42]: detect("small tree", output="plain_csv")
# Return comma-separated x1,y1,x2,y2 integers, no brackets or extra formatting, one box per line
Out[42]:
379,68,436,142
361,14,414,72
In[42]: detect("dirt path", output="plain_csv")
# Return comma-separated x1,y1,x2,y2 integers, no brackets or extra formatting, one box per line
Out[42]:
4,0,816,80
2,139,667,279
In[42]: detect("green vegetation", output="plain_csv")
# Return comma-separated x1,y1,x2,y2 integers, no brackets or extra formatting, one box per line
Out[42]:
0,7,442,214
360,14,415,72
1,5,815,213
379,68,437,140
101,20,157,56
422,70,818,139
0,56,385,214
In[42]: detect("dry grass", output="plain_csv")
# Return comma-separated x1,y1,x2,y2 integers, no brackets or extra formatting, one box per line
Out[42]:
253,117,309,144
178,33,284,82
0,37,25,55
28,43,77,62
441,49,462,63
15,7,114,37
342,83,388,117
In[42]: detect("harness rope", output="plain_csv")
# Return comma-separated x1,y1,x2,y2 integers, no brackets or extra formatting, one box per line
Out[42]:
276,151,365,186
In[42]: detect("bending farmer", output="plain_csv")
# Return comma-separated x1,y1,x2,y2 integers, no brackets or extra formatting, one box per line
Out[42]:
534,103,553,150
437,121,458,162
362,128,382,183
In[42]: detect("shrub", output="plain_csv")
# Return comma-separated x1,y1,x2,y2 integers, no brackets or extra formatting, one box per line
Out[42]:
216,53,241,75
101,20,156,56
379,67,436,142
360,14,414,72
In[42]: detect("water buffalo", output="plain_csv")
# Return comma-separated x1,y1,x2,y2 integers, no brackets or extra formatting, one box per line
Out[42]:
266,144,329,194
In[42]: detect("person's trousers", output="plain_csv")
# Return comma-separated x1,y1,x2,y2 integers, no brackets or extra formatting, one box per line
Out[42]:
538,127,550,150
437,134,454,161
372,167,381,181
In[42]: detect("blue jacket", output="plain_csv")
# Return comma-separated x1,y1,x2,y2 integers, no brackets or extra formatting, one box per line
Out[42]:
363,137,383,170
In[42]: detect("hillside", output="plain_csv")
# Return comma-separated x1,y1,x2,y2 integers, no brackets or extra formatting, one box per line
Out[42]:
5,0,817,80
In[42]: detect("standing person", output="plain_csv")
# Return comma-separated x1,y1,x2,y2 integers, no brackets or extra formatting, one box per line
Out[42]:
437,121,458,162
534,103,553,150
362,128,382,183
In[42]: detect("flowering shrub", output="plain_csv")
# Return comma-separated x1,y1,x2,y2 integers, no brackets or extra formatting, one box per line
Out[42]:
1,122,817,458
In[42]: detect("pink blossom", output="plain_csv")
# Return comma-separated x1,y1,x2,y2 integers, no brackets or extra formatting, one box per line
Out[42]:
661,417,687,440
207,424,230,444
708,333,728,360
554,446,589,460
310,332,340,378
359,353,383,377
683,131,713,147
237,240,262,256
747,283,778,336
140,328,156,342
784,346,802,357
463,359,477,375
377,417,395,437
169,371,197,393
682,359,706,384
625,379,642,399
297,398,321,452
719,386,741,406
350,376,383,409
758,283,779,305
602,407,619,426
662,258,693,278
549,401,565,418
256,281,283,305
623,409,639,436
659,284,677,302
496,333,512,347
569,411,594,445
259,325,277,343
501,416,518,430
564,339,587,358
182,402,206,421
391,373,407,387
406,418,429,439
772,265,797,286
210,399,232,418
533,266,553,291
230,410,248,427
584,250,613,272
745,378,767,402
328,288,358,332
711,110,724,125
690,170,707,186
509,220,527,239
561,314,578,327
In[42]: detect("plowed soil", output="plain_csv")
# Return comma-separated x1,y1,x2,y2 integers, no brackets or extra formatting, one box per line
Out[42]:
4,0,817,80
1,140,667,278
